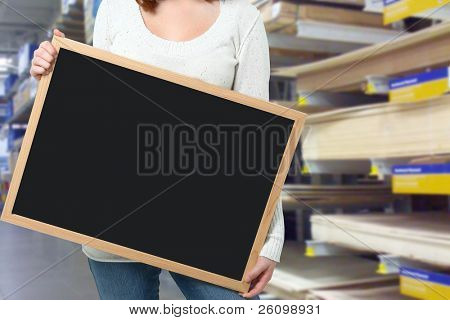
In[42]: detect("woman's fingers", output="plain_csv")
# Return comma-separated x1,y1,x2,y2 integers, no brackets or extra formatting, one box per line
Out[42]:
32,56,52,70
31,41,59,79
30,29,64,79
39,41,57,58
241,257,277,298
35,47,54,64
245,261,267,283
54,29,65,38
242,270,271,298
30,65,46,79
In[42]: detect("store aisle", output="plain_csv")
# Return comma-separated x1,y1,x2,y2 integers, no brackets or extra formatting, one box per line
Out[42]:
0,222,184,300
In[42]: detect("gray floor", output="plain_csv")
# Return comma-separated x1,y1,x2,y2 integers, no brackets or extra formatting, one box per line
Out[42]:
0,221,184,300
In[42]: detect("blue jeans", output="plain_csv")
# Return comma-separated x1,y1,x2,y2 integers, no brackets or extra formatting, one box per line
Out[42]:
88,259,259,300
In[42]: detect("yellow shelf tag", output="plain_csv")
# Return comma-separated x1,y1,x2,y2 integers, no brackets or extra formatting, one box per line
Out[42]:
400,267,450,300
305,246,315,257
297,95,309,106
301,164,310,175
365,82,377,95
384,0,450,25
376,262,388,274
369,165,380,177
393,164,450,195
389,67,450,103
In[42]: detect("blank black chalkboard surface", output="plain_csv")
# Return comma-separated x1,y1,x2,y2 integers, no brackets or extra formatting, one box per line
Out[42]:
1,37,306,292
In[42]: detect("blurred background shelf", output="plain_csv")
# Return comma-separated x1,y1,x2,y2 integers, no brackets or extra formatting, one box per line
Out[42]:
302,96,450,161
267,32,361,68
310,213,450,267
364,0,450,22
282,184,405,210
273,21,450,91
266,241,398,299
263,0,450,301
306,280,408,300
261,0,400,67
6,98,33,125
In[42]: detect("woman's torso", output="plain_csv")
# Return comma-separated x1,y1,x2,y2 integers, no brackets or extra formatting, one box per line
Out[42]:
96,0,259,89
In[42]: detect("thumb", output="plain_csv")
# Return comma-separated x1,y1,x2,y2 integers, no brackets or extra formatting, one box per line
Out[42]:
54,29,65,38
245,261,266,283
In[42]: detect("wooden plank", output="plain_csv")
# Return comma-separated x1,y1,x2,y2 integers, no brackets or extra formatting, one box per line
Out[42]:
274,22,450,91
312,0,366,5
254,0,366,6
409,155,450,164
272,100,336,114
0,36,306,293
261,2,386,34
307,281,408,300
311,213,450,267
302,96,450,160
298,5,385,28
295,20,400,45
268,40,332,62
282,184,402,210
267,32,363,56
265,241,396,299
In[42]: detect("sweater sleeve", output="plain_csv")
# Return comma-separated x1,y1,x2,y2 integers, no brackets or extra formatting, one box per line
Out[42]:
93,0,112,51
233,14,285,263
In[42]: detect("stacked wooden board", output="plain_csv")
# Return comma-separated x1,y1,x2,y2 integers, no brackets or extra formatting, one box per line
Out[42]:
311,213,450,267
84,0,103,44
258,0,401,64
266,241,397,299
410,155,450,164
282,184,403,210
312,0,365,5
302,95,450,161
259,0,450,301
272,91,385,114
306,280,407,300
55,0,86,43
260,1,386,34
253,0,366,6
272,100,335,114
365,0,450,23
274,22,450,91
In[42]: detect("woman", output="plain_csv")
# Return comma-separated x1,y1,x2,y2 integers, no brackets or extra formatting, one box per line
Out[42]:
30,0,284,300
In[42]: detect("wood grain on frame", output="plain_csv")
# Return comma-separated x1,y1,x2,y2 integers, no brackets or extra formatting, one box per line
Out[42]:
1,36,306,293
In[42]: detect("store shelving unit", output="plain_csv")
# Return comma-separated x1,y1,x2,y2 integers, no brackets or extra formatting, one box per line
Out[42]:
310,213,450,267
258,0,450,300
6,98,33,125
0,0,89,207
295,20,400,45
282,184,405,211
364,0,450,22
267,32,362,56
274,21,450,92
2,73,28,101
301,96,450,161
56,0,86,42
259,0,401,67
266,241,397,299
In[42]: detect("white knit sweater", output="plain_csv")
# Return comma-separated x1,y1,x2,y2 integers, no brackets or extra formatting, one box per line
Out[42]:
82,0,285,263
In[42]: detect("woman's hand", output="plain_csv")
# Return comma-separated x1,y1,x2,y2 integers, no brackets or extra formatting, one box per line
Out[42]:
30,29,65,80
242,256,277,298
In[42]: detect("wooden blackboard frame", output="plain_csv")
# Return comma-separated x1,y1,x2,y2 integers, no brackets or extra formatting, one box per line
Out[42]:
1,37,306,293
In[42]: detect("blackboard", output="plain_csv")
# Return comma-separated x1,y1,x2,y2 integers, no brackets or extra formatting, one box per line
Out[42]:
1,37,305,292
